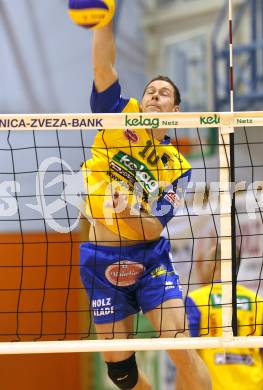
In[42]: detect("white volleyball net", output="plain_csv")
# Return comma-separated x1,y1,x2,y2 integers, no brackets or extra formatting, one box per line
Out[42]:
0,111,262,354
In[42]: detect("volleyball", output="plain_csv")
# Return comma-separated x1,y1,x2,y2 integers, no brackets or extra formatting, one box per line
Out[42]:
68,0,115,29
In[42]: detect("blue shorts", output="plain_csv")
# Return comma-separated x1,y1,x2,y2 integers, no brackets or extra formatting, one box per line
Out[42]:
80,237,183,324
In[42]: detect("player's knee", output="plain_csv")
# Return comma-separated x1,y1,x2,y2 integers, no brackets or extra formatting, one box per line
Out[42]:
106,353,138,389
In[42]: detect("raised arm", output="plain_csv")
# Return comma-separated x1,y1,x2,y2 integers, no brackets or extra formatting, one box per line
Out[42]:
92,22,118,92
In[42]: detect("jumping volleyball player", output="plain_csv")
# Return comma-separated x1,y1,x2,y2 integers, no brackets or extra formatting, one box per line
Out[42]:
68,1,211,389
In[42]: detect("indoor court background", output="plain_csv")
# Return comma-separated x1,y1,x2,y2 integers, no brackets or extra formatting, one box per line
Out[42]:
0,0,262,389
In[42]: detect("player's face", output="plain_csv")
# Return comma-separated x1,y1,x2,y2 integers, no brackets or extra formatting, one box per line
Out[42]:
141,80,179,113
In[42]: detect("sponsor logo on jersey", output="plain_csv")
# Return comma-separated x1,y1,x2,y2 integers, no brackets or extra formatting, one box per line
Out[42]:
210,294,252,311
236,295,252,311
164,190,181,207
112,151,158,194
92,298,115,317
124,129,139,143
150,265,175,278
105,260,145,287
215,353,254,366
165,281,175,290
109,161,136,185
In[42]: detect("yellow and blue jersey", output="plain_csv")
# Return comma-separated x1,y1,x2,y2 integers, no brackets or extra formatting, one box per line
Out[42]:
82,80,191,240
186,283,263,390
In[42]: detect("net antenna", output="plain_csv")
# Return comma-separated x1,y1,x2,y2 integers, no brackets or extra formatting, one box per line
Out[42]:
219,0,237,338
229,0,234,114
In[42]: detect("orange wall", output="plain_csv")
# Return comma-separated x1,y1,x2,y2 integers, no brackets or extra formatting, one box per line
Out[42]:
0,232,92,390
0,353,84,390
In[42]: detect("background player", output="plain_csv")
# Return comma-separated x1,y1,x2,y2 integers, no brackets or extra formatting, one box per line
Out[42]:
73,5,211,389
186,246,263,390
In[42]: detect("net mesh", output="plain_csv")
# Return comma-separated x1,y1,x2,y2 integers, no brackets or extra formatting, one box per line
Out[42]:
0,115,262,346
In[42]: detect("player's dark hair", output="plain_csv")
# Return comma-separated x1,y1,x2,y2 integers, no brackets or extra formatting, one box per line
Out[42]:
143,75,181,105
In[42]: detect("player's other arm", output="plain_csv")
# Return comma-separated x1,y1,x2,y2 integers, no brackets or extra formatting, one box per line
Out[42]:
92,22,118,92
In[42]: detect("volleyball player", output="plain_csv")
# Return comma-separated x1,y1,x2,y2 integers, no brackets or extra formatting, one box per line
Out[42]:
185,246,263,390
79,20,211,390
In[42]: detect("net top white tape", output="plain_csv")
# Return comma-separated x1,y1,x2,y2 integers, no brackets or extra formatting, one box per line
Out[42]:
0,111,262,131
0,337,263,355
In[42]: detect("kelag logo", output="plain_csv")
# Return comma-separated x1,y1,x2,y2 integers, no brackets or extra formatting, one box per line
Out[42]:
125,115,160,129
113,151,158,193
200,114,220,125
